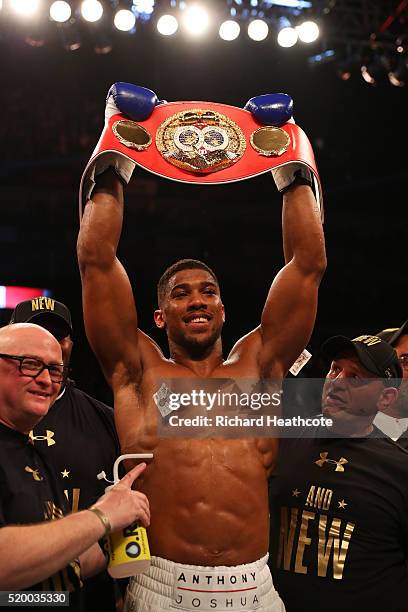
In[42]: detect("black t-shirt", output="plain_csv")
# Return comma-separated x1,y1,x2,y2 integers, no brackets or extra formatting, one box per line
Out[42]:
31,380,120,511
0,422,82,595
30,381,121,612
269,425,408,612
397,428,408,451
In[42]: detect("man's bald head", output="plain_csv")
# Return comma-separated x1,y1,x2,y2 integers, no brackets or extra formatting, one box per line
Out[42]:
0,323,62,358
0,324,63,433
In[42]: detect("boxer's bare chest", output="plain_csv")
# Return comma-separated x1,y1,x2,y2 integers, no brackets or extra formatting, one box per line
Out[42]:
114,357,278,564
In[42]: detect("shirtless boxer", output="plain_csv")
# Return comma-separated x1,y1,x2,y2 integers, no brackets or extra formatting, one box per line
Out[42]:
77,84,326,611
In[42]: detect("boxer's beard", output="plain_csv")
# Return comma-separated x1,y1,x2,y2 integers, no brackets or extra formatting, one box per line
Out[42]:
170,323,223,358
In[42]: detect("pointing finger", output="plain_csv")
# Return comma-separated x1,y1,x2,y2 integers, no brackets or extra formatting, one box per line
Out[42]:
119,463,146,487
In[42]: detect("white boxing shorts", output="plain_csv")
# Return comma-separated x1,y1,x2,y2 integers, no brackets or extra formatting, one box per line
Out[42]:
124,554,285,612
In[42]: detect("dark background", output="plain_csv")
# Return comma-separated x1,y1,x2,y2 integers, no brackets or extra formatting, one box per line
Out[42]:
0,0,406,403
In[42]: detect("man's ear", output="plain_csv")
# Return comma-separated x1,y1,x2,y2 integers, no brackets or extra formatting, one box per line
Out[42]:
154,309,166,329
221,303,225,323
377,387,399,414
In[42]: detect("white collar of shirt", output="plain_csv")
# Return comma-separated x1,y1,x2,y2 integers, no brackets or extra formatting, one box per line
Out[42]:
55,385,67,402
373,411,408,441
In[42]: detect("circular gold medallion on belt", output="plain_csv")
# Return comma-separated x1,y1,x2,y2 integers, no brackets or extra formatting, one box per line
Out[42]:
112,120,152,150
156,109,246,174
250,126,291,157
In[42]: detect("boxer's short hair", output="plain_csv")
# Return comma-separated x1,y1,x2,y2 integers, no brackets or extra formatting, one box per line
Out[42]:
157,259,219,306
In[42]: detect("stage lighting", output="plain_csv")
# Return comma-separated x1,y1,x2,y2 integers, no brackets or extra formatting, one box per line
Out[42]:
277,26,297,47
114,9,136,31
297,20,319,43
335,51,359,81
307,49,335,66
25,26,46,46
361,53,389,86
265,0,312,6
10,0,40,17
182,4,209,36
388,57,407,87
133,0,154,15
50,1,71,23
336,58,352,80
57,21,81,50
361,64,375,85
157,14,178,35
395,35,408,55
93,31,112,53
219,20,240,41
247,19,268,41
81,0,103,22
338,68,351,81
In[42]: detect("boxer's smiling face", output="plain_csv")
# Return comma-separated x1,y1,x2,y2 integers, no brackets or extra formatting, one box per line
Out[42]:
154,269,225,352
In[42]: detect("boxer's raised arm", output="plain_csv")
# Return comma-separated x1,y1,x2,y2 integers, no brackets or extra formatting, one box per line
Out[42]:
259,180,326,377
236,94,326,377
77,168,141,386
77,83,160,386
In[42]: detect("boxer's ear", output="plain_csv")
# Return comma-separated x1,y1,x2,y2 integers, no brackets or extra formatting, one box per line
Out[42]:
154,309,166,329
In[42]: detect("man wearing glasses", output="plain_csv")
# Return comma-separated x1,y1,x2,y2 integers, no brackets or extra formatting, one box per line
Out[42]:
10,298,121,611
373,320,408,441
0,323,150,606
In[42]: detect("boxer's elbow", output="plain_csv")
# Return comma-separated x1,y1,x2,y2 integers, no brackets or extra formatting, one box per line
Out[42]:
314,244,327,279
77,229,115,272
295,239,327,280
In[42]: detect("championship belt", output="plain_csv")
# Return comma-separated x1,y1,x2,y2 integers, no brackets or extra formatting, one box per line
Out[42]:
80,100,322,213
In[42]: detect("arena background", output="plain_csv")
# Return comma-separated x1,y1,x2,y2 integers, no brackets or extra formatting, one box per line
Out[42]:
1,0,406,403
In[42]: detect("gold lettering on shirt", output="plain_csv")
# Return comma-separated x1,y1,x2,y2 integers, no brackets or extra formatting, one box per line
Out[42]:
305,485,333,511
64,488,81,513
39,500,82,592
51,571,62,591
318,515,355,579
24,465,43,481
41,560,82,592
44,501,64,521
277,507,298,570
294,510,315,574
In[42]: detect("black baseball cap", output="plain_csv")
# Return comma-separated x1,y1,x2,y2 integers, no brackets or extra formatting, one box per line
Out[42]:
10,298,73,339
321,334,402,386
376,320,408,347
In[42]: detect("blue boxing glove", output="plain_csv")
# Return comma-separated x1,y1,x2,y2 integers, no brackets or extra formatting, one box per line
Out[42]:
83,83,163,202
245,92,314,194
105,81,163,123
244,93,293,127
